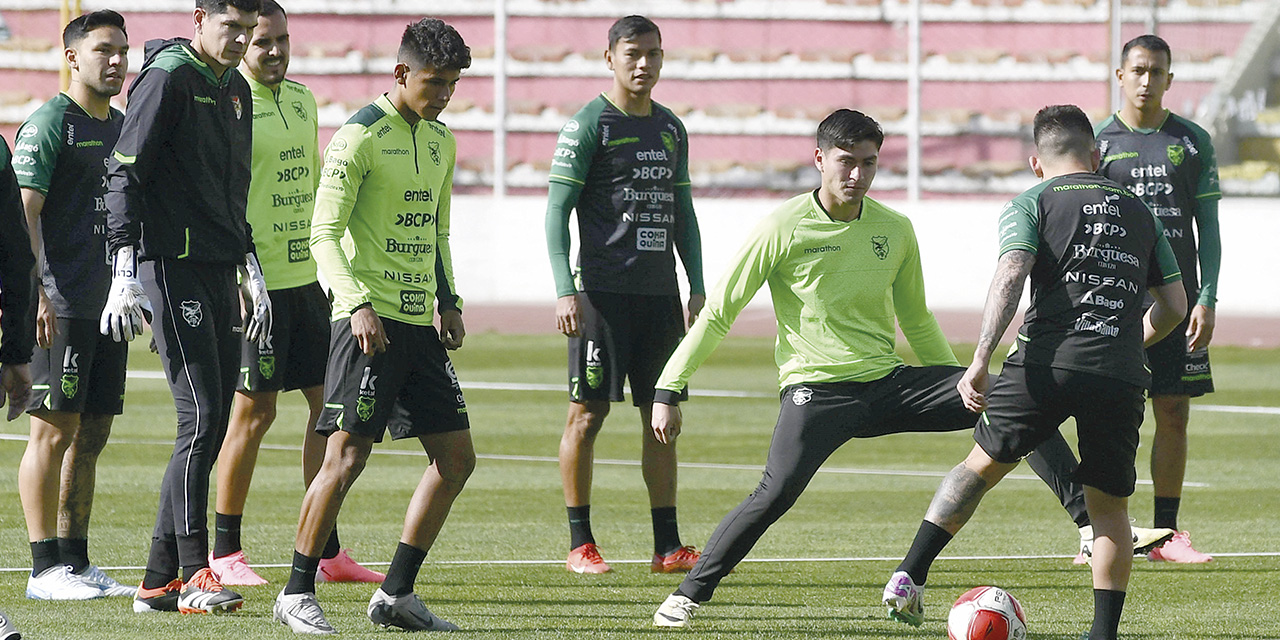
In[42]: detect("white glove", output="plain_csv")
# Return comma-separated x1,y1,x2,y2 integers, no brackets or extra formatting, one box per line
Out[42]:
99,246,153,342
242,252,272,348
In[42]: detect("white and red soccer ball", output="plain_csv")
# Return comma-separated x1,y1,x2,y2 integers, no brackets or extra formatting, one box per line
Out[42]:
947,586,1027,640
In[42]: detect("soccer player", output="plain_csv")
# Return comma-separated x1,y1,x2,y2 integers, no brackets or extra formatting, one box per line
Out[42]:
14,9,135,601
547,15,706,575
881,105,1186,640
1,132,37,640
271,18,473,635
209,0,384,587
1094,34,1220,563
103,0,269,615
648,109,1088,628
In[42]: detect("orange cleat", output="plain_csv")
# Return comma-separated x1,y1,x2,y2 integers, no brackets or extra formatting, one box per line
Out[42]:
651,545,700,573
566,543,612,574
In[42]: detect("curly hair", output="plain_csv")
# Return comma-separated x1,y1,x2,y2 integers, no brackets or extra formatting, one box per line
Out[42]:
399,18,471,71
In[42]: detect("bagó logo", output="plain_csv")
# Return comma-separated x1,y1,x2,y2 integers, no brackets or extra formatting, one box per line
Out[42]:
180,301,203,327
871,235,889,260
1167,144,1185,166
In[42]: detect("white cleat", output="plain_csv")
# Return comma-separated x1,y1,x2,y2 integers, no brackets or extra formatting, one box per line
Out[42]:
26,565,103,601
367,588,459,631
883,570,924,627
74,565,138,597
653,594,700,628
274,591,337,635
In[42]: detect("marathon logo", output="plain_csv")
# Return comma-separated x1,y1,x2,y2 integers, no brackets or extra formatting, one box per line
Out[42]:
399,290,428,316
803,244,842,255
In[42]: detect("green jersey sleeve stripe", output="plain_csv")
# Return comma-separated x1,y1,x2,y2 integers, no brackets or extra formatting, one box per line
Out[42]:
999,241,1038,254
113,150,136,164
548,174,585,186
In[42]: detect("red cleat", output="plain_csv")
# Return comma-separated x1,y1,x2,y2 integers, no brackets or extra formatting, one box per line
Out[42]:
651,545,700,573
566,543,612,574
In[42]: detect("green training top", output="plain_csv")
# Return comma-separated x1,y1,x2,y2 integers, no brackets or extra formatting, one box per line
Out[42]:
654,192,958,400
311,94,461,326
244,73,320,290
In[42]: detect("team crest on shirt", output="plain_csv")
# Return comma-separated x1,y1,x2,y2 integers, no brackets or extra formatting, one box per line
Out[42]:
791,387,813,406
258,355,276,379
356,396,376,421
61,373,79,399
871,235,890,260
292,101,307,121
180,301,203,327
232,95,243,120
1097,139,1109,156
1167,144,1185,166
428,140,441,166
660,131,675,154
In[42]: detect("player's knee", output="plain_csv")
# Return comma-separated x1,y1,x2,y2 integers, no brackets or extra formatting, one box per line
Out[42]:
437,448,476,486
72,415,114,457
568,402,609,437
28,424,73,455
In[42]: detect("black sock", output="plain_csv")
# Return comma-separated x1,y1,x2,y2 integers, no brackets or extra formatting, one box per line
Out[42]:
1153,497,1181,530
652,507,682,556
567,505,595,550
1089,588,1126,640
381,542,427,596
30,538,60,577
321,526,341,560
897,521,953,585
142,536,179,590
284,551,321,595
176,534,209,583
58,537,90,574
212,513,243,559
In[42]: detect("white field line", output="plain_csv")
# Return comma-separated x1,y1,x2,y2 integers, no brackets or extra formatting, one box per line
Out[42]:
0,434,1209,488
127,370,1280,413
2,551,1279,573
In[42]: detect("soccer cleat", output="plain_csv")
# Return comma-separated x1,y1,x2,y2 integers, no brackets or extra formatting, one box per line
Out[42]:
0,606,18,640
74,565,138,597
274,590,337,635
133,578,182,613
210,550,269,586
883,570,925,627
566,543,611,574
25,565,103,601
367,588,459,631
652,546,700,574
177,567,244,614
317,548,386,583
1147,530,1213,563
1132,526,1177,555
653,593,699,628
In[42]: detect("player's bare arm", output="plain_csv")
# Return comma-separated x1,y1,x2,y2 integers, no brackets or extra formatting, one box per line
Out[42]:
439,308,465,350
19,189,55,348
1145,280,1188,347
1186,304,1215,351
1,362,32,421
651,401,682,445
350,304,389,355
555,293,580,337
958,249,1034,412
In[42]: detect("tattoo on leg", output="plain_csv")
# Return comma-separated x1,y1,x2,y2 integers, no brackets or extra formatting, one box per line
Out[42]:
925,464,990,531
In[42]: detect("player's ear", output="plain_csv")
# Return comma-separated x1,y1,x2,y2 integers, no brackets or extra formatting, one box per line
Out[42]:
393,62,410,86
604,47,614,70
193,7,206,35
813,147,824,172
1090,147,1101,172
1028,155,1044,179
1165,71,1174,89
64,47,77,71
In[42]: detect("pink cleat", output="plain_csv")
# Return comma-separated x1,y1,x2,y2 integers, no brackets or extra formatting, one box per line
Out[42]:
1147,531,1213,563
318,549,387,583
566,543,612,574
209,550,268,586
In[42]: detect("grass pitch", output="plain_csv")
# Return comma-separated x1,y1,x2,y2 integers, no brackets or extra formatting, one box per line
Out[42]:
1,334,1277,639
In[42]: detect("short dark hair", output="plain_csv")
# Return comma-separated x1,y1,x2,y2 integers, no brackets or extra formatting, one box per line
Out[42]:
63,9,126,48
398,18,471,71
816,109,884,151
196,0,263,14
1121,34,1171,67
1032,104,1095,159
608,15,660,50
259,0,285,19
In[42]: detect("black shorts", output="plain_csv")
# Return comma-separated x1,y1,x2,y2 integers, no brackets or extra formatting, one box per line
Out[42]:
239,282,330,393
975,363,1144,498
568,291,686,406
317,317,468,442
27,317,128,415
1146,319,1213,397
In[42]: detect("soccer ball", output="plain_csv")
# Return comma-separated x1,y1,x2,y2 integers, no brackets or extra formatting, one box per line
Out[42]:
946,586,1027,640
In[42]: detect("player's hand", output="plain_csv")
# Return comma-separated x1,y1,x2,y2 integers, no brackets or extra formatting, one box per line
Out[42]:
1186,304,1215,352
241,252,273,348
956,361,990,413
439,308,465,350
1,362,32,421
687,293,706,328
99,246,153,342
350,305,389,356
651,401,682,445
35,289,57,349
556,293,581,337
